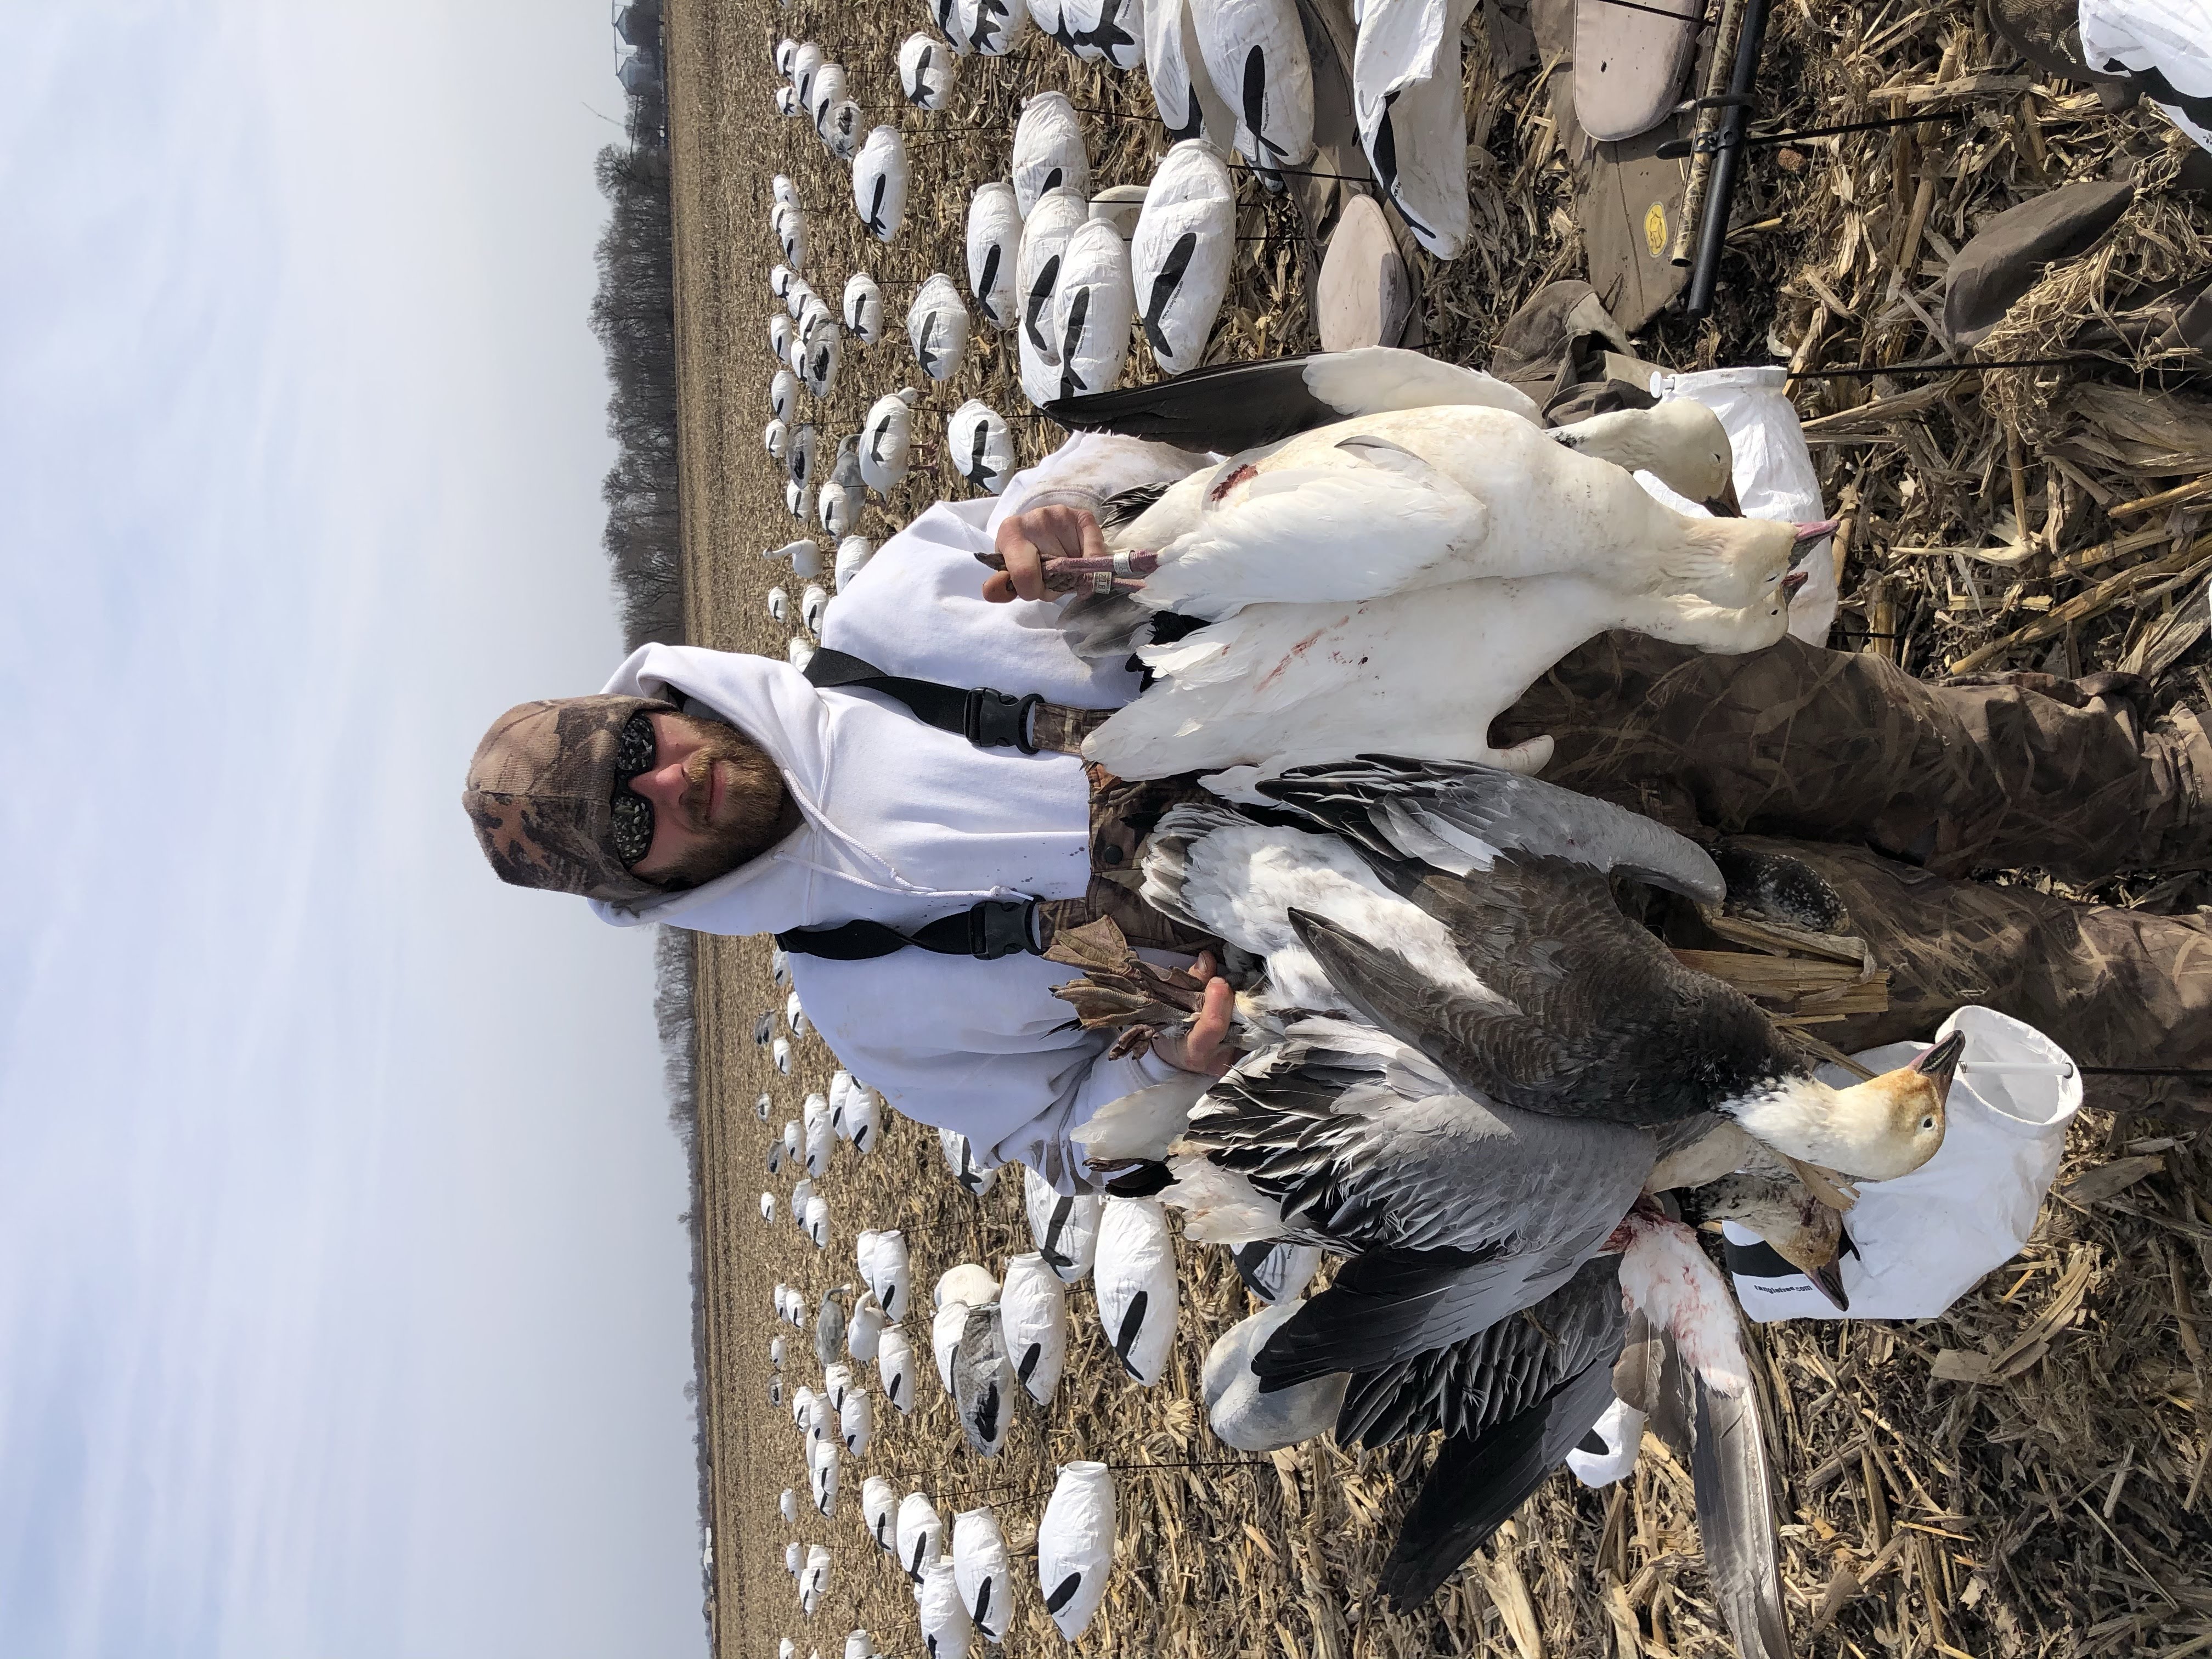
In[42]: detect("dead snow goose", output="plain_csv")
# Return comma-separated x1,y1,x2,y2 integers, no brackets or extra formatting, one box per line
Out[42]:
950,1304,1018,1455
770,369,800,425
1023,1166,1102,1282
946,400,1015,494
863,1476,898,1551
899,32,959,106
853,127,910,243
1014,186,1088,405
1130,140,1237,374
1145,0,1236,141
960,0,1033,54
965,183,1022,328
998,1251,1070,1405
1011,93,1091,216
918,1559,975,1659
860,390,918,493
1232,1241,1323,1303
841,272,884,344
1093,1198,1177,1383
834,535,876,591
896,1492,946,1582
1051,219,1136,399
1353,0,1473,257
1036,1462,1114,1638
907,274,970,381
938,1127,998,1195
1189,0,1316,171
951,1508,1013,1643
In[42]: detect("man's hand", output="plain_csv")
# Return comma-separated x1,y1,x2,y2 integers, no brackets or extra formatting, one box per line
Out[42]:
1150,952,1237,1077
984,503,1106,602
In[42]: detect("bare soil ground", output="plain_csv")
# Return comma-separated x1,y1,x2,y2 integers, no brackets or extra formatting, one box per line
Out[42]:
663,0,2212,1653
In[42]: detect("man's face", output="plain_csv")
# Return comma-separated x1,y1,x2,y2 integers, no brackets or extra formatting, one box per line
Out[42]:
627,712,789,888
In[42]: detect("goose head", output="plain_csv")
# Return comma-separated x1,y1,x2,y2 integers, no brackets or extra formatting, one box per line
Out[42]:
1685,1170,1849,1310
1725,1030,1959,1182
1551,400,1736,511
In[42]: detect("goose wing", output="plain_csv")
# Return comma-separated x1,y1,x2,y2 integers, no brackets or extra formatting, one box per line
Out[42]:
1257,753,1725,903
1045,346,1538,449
1691,1354,1792,1659
1375,1351,1620,1610
1336,1253,1626,1447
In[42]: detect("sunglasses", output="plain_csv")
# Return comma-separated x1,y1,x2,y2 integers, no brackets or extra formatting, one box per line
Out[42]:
610,711,659,868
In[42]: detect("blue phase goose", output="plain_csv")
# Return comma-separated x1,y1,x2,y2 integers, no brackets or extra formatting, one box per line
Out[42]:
1253,755,1958,1174
898,31,959,106
823,100,863,161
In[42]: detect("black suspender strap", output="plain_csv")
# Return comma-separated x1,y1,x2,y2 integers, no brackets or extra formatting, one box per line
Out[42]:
776,899,1040,961
803,647,1045,753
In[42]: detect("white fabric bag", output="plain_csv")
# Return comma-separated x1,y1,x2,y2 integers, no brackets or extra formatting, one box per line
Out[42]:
1728,1006,2081,1323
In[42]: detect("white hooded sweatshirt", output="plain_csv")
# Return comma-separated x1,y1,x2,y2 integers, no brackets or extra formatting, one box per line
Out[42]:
592,435,1203,1187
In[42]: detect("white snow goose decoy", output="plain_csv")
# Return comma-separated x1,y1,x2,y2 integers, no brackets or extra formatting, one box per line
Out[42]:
1144,0,1235,141
951,1508,1013,1643
966,183,1022,329
787,635,817,672
998,1251,1070,1404
790,41,825,108
899,31,959,106
1088,182,1149,237
1022,1165,1101,1282
1051,219,1135,399
907,274,970,381
760,1190,777,1223
806,61,847,136
876,1324,916,1414
765,416,789,459
798,1544,832,1615
825,100,864,160
946,399,1015,494
960,0,1032,54
772,536,824,580
770,312,795,364
1036,1462,1114,1638
1011,92,1092,216
803,1192,831,1247
1062,0,1143,65
781,1485,800,1523
834,534,876,591
1130,140,1237,374
770,261,797,300
937,1127,997,1195
863,1476,898,1553
918,1560,975,1659
896,1492,946,1582
775,83,800,117
842,272,884,345
1092,1197,1177,1383
775,40,799,76
800,582,829,635
840,1384,874,1455
860,390,918,494
846,1289,886,1363
853,126,910,242
1189,0,1316,172
867,1228,912,1320
1014,186,1088,406
766,585,792,624
770,369,799,425
1357,0,1486,250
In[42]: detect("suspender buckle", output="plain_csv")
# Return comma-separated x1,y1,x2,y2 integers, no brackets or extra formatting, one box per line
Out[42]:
966,687,1046,753
968,899,1039,960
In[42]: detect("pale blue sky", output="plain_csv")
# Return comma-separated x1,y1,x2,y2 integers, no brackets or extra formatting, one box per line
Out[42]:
2,3,702,1655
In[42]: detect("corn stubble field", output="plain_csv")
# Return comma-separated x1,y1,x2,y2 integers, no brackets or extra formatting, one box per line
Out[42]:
662,0,2212,1652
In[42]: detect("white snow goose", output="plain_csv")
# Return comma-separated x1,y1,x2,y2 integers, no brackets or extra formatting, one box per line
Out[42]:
965,183,1022,329
842,272,884,345
853,127,910,243
1011,92,1092,216
1188,0,1316,172
860,390,918,493
946,399,1015,494
1051,219,1136,399
1353,0,1474,258
1129,141,1236,374
899,31,959,106
906,274,970,381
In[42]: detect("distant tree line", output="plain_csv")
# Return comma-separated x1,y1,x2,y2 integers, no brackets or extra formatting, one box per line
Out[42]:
591,97,682,652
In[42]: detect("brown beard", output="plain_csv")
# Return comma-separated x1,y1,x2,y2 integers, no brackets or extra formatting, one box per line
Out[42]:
653,719,794,889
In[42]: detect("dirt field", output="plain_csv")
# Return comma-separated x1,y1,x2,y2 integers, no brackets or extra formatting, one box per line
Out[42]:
662,0,2212,1653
